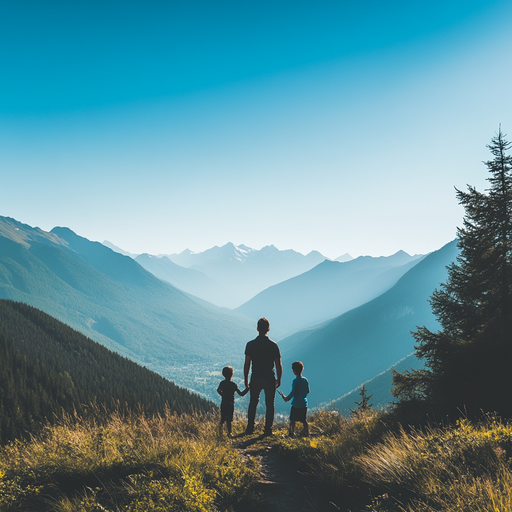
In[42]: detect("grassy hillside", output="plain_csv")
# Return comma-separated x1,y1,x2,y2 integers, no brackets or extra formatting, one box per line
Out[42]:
0,300,214,444
279,240,458,407
2,409,511,511
0,217,254,393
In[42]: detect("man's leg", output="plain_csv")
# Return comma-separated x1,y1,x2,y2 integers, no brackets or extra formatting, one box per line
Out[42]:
262,380,276,434
246,380,263,433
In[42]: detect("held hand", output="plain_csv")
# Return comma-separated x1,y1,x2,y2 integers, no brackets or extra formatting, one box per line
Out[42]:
275,379,281,389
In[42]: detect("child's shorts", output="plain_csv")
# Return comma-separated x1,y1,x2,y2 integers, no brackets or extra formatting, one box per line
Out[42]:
221,403,235,422
290,406,307,422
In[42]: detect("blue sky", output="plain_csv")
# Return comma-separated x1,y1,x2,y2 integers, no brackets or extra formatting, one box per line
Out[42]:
2,1,512,258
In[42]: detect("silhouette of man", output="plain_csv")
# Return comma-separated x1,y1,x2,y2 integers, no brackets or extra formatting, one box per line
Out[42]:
244,317,282,435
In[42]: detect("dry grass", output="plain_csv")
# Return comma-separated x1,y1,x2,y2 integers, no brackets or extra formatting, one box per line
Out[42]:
357,416,512,511
0,407,258,511
4,406,512,511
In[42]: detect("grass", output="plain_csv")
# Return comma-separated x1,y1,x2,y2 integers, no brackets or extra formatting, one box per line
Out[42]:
0,407,258,511
3,407,512,511
357,415,512,511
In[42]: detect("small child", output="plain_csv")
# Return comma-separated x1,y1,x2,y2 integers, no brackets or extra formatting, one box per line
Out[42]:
280,361,310,437
217,366,249,437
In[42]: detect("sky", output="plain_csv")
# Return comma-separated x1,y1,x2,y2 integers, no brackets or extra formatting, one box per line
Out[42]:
1,1,512,259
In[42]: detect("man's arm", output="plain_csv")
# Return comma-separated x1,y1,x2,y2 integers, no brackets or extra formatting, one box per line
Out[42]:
244,355,251,388
275,357,283,389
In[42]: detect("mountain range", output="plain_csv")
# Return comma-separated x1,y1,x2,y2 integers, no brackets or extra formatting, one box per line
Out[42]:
236,251,424,335
0,215,459,411
0,216,254,390
116,242,329,308
277,240,459,409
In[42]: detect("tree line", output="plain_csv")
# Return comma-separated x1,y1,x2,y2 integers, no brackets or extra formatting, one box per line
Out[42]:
0,299,214,444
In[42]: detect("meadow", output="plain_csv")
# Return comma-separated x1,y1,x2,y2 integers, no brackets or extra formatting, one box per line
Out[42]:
2,407,512,511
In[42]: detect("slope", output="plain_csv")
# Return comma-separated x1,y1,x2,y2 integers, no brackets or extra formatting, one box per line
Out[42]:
236,251,424,335
327,352,424,415
135,253,223,305
278,240,458,408
0,299,213,444
0,217,254,387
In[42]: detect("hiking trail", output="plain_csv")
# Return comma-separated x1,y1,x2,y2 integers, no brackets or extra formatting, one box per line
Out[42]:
233,434,341,512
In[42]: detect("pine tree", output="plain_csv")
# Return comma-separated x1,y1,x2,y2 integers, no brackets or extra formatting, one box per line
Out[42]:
349,383,373,415
393,128,512,417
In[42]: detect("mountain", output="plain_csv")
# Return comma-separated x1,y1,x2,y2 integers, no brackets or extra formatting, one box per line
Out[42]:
102,240,138,258
277,240,459,408
134,253,222,304
327,352,424,415
0,216,254,393
335,253,353,262
236,250,425,335
0,299,213,444
159,243,327,308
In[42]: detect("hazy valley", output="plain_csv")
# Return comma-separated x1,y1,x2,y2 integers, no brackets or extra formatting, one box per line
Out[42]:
0,214,459,414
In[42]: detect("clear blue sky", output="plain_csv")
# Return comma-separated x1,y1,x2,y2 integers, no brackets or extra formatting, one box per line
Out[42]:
2,0,512,258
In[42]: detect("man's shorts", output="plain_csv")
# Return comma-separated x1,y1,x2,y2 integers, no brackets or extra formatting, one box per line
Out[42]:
221,402,235,422
290,406,307,422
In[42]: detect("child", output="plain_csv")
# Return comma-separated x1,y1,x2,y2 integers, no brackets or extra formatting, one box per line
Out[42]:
217,366,249,437
280,361,310,437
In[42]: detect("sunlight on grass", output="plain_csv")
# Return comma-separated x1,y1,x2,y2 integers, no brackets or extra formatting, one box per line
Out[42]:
3,406,512,511
0,407,258,511
357,416,512,511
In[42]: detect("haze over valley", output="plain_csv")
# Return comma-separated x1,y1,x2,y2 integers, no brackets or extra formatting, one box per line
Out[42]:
0,214,459,414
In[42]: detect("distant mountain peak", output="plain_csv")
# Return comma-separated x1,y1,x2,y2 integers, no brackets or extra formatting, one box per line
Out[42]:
335,253,353,262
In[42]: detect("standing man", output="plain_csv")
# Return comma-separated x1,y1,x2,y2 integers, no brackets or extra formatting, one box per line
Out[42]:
244,317,282,435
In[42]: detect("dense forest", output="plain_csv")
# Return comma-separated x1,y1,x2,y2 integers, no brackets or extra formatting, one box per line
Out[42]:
0,299,214,444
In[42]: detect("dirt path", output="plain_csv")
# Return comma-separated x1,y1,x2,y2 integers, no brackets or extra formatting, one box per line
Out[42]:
234,435,340,512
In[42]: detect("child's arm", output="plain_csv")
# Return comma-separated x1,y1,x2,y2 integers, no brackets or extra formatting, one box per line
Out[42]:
238,386,250,397
278,390,292,402
217,385,223,397
281,379,296,402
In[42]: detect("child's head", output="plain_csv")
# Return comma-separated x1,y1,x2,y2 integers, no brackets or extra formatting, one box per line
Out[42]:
291,361,304,376
222,366,234,380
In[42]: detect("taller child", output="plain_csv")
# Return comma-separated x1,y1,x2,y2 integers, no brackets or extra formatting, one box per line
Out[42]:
244,317,282,435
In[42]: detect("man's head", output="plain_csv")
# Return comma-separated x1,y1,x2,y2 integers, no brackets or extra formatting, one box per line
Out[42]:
222,366,234,380
292,361,304,376
257,317,270,335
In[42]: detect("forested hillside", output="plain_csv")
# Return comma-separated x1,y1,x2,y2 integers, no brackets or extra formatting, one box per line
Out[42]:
0,217,254,393
0,300,214,445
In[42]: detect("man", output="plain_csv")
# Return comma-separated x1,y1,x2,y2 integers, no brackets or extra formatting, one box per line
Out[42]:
244,317,282,435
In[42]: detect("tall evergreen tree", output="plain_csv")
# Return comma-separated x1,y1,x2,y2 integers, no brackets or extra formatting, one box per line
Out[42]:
393,128,512,417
